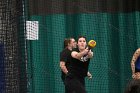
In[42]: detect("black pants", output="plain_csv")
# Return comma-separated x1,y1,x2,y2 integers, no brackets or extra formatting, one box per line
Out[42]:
65,75,86,93
62,79,76,93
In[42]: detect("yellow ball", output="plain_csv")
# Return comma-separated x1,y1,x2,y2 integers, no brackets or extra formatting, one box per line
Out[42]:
88,40,96,48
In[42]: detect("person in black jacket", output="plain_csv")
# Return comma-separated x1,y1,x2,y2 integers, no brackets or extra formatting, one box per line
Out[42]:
60,38,77,93
65,36,93,93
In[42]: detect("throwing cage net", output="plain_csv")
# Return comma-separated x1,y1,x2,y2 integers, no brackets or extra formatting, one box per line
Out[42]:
0,0,140,93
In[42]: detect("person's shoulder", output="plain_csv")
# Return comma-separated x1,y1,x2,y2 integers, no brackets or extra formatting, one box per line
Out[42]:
60,48,66,54
61,48,67,52
61,48,71,54
135,48,140,54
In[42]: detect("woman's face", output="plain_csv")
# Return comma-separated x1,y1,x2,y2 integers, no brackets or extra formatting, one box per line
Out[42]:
77,37,87,50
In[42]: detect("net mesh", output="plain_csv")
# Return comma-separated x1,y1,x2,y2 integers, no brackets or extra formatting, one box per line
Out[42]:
0,0,140,93
0,0,27,93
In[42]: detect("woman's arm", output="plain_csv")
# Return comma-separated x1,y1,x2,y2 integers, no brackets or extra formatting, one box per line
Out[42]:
71,49,89,60
131,48,140,77
60,61,68,74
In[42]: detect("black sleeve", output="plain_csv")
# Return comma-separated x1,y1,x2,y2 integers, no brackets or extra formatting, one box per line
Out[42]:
72,48,77,51
72,48,79,52
60,50,67,63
